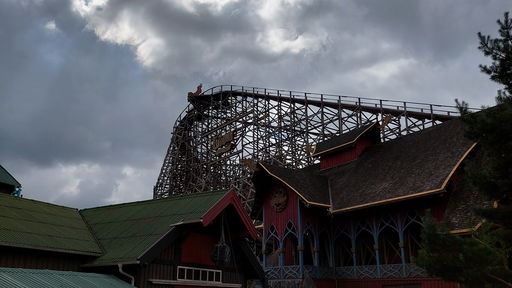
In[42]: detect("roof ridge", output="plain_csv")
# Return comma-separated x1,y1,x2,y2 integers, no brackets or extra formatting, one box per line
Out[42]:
80,189,229,211
79,208,106,254
0,193,78,211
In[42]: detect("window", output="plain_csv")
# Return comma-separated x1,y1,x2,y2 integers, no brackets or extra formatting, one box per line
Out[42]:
177,266,222,283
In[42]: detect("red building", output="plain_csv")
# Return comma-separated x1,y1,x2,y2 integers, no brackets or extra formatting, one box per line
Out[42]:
0,188,264,287
251,119,484,288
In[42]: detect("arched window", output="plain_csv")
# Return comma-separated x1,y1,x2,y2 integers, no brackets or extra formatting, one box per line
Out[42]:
379,226,401,264
403,215,423,263
356,229,376,265
283,222,299,266
334,232,353,266
318,230,331,267
265,226,279,267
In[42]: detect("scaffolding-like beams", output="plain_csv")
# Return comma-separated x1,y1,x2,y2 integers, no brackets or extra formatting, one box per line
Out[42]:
153,85,475,211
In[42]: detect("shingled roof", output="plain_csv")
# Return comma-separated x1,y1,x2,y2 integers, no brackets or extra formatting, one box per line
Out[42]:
327,119,475,212
258,163,329,206
0,194,102,256
253,119,476,215
312,122,380,156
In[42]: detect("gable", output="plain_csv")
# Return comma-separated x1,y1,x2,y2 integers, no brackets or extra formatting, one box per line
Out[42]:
81,190,229,266
252,119,476,215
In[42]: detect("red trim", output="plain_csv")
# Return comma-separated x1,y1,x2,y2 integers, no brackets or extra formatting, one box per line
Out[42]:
201,189,258,239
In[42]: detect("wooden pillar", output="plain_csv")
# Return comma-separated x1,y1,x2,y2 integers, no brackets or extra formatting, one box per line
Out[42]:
398,214,408,277
297,199,304,278
262,208,266,269
314,234,320,266
279,240,284,267
350,222,357,267
372,219,381,278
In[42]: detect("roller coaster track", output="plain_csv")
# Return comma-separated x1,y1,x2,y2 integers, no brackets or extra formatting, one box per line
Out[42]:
153,85,478,210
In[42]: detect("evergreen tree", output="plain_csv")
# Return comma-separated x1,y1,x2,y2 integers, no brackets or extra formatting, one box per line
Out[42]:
417,12,512,288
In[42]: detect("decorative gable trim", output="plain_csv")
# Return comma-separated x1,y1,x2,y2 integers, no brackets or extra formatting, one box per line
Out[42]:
201,189,259,238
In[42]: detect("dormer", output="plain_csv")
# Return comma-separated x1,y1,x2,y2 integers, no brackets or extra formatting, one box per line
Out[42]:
312,122,380,170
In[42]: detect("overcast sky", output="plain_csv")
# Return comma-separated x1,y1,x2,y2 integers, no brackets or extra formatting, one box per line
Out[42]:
0,0,509,208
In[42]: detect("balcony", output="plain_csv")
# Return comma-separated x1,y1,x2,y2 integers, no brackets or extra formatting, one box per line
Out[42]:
264,264,427,280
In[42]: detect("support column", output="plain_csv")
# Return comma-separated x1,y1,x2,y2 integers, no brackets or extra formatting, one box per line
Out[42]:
262,209,266,269
371,220,381,278
350,222,357,267
279,241,284,267
314,235,320,266
297,199,304,278
397,215,407,277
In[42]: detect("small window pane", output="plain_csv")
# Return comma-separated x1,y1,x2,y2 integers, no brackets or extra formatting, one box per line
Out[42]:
178,268,185,280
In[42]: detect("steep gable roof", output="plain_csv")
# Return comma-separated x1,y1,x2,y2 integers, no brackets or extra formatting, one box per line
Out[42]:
312,122,379,156
258,163,329,207
81,189,257,266
253,119,476,215
0,165,21,187
327,119,475,213
0,194,102,256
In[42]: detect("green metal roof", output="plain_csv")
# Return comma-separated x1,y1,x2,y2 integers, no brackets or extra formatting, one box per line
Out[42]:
0,194,102,255
0,165,21,187
0,268,133,288
81,190,229,266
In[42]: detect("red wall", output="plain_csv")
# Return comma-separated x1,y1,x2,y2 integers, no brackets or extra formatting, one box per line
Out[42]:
180,232,217,266
263,187,298,239
320,137,374,170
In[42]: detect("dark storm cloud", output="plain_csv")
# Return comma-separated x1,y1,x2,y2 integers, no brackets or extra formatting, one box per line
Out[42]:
356,0,510,61
1,0,510,208
0,0,168,166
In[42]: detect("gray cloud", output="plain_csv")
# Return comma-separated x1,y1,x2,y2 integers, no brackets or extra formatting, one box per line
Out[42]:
0,0,509,208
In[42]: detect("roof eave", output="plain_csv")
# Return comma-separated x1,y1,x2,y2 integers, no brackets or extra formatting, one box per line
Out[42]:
258,163,330,208
330,142,478,214
0,242,102,257
201,189,259,239
81,260,140,268
312,122,377,157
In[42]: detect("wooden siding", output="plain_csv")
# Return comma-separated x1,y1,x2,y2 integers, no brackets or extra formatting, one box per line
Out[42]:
0,246,88,271
264,185,299,238
320,137,374,170
180,232,218,266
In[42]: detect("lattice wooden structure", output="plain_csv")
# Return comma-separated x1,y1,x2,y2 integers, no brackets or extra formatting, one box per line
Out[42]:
153,85,471,209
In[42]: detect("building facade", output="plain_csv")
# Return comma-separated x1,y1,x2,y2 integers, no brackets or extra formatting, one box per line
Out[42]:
251,119,484,288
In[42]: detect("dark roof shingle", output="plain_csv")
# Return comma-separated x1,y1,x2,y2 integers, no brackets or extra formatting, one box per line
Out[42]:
312,122,379,156
254,119,476,215
325,119,475,212
259,163,329,206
